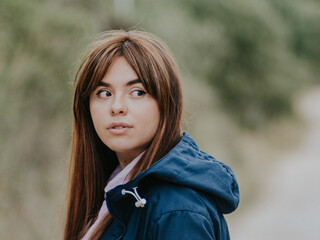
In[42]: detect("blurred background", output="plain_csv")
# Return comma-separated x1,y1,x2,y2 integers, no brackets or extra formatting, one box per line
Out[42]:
1,0,320,239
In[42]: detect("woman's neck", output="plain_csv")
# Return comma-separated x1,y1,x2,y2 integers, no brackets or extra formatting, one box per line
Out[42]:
116,150,144,169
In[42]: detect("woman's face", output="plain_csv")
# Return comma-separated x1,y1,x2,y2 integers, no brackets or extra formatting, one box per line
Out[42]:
90,57,160,165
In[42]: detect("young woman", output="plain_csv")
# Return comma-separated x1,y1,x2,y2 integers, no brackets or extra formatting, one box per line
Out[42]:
64,30,239,240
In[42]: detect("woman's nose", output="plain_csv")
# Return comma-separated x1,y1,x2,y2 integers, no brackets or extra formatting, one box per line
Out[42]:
111,96,127,116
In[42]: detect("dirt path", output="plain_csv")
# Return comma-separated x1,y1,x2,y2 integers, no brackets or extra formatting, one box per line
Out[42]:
228,87,320,239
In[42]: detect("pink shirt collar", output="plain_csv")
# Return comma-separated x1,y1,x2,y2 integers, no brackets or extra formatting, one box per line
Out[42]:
104,150,145,193
82,151,145,240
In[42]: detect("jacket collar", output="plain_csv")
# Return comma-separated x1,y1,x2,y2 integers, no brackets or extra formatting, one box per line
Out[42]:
105,132,239,223
105,132,194,222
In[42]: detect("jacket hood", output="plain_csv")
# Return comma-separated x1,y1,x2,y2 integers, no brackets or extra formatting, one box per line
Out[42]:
119,132,239,214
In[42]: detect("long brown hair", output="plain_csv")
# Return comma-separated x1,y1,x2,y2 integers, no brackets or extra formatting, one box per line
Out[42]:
64,30,183,240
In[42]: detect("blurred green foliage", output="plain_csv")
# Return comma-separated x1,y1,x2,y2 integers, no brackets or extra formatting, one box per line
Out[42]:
1,0,320,239
173,0,320,127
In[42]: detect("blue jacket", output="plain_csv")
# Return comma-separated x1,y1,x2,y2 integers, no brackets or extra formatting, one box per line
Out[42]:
102,132,239,240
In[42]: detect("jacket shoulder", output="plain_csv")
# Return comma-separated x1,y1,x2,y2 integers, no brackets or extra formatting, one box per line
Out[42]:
141,179,224,239
145,179,212,217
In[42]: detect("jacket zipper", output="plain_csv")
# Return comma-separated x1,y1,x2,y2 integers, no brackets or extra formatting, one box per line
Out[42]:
114,222,125,240
116,232,124,240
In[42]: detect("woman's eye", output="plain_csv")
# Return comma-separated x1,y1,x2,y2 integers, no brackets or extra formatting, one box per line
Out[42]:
131,90,146,97
96,90,112,98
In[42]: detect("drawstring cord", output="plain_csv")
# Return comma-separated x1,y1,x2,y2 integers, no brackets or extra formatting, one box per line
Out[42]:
122,187,147,208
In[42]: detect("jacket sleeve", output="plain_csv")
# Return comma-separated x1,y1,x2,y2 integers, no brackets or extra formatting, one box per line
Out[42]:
152,210,215,240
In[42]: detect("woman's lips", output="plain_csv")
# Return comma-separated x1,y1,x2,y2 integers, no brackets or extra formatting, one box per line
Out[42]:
107,122,132,135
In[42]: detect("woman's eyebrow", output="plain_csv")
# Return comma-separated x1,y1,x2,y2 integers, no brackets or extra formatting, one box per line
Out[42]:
97,79,142,87
97,82,111,87
126,79,142,86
